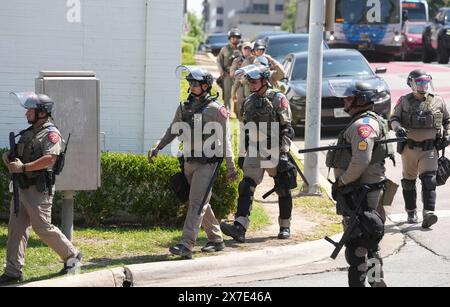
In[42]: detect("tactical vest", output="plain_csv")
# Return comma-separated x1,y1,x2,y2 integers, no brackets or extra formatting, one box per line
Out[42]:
17,122,57,177
326,111,394,170
401,93,443,129
223,45,236,72
242,91,279,126
181,96,217,158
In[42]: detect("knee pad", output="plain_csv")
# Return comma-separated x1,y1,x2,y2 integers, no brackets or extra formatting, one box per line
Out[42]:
238,177,256,197
420,172,437,191
401,179,416,191
278,195,293,220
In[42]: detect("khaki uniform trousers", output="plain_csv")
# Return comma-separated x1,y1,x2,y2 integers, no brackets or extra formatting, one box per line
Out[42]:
181,161,223,250
6,186,78,278
223,74,233,111
401,146,438,180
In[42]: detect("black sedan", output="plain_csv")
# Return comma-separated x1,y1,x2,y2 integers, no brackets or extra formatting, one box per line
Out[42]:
200,33,229,56
265,34,329,63
281,49,391,134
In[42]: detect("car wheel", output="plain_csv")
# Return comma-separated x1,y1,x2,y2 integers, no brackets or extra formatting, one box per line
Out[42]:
437,40,449,64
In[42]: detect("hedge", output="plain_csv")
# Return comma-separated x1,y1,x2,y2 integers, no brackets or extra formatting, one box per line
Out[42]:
182,35,200,52
0,150,240,227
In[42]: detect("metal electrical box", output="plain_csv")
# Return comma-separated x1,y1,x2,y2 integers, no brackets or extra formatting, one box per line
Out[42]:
35,71,100,191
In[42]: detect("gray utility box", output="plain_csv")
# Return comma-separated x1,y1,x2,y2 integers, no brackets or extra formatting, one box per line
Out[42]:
35,71,101,191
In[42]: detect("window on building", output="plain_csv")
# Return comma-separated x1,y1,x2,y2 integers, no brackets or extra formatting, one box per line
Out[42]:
216,19,223,27
275,4,284,12
252,4,269,14
217,7,223,15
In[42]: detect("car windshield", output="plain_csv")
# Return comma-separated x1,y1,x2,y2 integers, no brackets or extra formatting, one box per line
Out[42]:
408,24,425,34
292,54,373,80
266,38,327,60
206,35,228,44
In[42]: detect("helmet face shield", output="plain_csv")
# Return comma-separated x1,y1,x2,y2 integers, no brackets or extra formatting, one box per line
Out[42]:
175,65,207,82
411,75,433,94
9,92,40,109
235,64,268,81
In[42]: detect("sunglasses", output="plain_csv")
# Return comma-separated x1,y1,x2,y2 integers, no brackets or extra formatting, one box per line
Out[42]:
188,80,201,87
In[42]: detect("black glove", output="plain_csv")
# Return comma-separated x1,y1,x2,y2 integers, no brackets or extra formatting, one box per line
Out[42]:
277,152,289,173
436,136,450,151
331,178,345,201
238,157,245,169
395,127,407,138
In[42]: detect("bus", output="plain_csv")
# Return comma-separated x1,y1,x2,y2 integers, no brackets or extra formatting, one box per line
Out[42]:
328,0,403,58
402,0,429,22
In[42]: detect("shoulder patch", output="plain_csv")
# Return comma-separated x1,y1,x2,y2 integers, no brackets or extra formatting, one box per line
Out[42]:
358,140,368,151
219,106,229,119
48,131,60,144
357,124,373,139
278,94,289,110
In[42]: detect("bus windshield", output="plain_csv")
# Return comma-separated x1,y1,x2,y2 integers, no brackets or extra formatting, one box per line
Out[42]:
402,2,427,21
335,0,401,24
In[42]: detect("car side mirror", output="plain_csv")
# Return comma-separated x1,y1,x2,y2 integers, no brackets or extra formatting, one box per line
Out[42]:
375,67,387,74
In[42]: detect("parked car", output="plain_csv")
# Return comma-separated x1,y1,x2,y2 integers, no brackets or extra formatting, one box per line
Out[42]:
264,34,329,63
254,31,289,41
199,33,229,56
422,8,450,64
281,49,391,134
401,21,427,60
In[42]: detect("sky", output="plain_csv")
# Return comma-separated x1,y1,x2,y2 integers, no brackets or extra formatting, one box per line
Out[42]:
187,0,203,17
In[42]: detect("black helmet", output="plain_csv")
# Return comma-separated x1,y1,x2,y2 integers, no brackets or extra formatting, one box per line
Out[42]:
407,69,433,94
228,28,242,39
253,39,266,51
352,82,378,106
9,92,54,114
176,65,214,88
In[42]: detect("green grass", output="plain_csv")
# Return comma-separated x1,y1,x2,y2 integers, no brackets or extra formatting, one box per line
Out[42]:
249,202,271,231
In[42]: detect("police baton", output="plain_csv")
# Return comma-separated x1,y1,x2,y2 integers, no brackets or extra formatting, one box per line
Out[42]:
298,138,407,154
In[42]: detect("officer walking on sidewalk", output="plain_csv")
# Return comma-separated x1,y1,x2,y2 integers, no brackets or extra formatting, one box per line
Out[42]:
1,92,82,284
148,66,238,259
390,69,450,228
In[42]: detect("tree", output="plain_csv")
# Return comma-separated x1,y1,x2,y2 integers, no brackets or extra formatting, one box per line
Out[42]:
429,0,450,17
281,0,297,33
187,12,205,41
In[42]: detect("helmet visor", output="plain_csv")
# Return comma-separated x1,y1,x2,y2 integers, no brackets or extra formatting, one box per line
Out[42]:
235,65,264,80
175,65,206,81
412,76,433,94
9,92,39,109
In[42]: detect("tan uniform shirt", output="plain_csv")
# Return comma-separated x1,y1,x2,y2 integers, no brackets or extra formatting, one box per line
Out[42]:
217,44,238,76
390,93,450,141
334,115,386,185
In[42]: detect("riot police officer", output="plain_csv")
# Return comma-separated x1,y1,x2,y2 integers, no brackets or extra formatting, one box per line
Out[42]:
0,92,81,284
148,66,238,259
327,82,392,287
220,64,297,242
390,69,450,228
217,28,242,111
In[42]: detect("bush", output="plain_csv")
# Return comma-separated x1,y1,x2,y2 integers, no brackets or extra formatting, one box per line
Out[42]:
0,150,239,227
0,148,10,216
182,35,200,52
182,42,195,56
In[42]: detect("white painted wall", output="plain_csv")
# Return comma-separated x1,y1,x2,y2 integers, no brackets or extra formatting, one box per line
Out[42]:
0,0,183,154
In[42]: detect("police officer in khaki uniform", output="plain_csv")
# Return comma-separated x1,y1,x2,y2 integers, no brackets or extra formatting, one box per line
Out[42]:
390,69,450,228
230,41,254,119
328,82,392,287
148,66,238,259
0,93,81,284
220,64,297,242
217,28,242,112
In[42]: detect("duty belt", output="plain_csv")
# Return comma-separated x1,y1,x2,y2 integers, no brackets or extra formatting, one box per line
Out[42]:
406,139,436,151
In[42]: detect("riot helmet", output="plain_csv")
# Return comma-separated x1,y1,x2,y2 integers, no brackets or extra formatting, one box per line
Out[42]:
175,65,214,97
9,92,54,123
253,39,266,51
228,28,242,39
235,64,271,92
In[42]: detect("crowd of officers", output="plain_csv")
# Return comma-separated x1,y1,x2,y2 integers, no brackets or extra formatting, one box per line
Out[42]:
0,26,448,287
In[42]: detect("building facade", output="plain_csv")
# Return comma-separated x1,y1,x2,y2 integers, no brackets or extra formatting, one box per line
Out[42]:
0,0,184,154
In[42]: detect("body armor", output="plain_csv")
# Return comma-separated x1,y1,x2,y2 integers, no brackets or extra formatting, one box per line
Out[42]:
401,94,443,129
326,111,394,170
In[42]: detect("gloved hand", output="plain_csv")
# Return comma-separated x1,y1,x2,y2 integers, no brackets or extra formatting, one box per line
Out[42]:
147,147,159,164
395,127,408,138
7,159,24,174
226,167,239,182
436,135,450,151
2,152,10,166
238,157,245,169
277,152,289,172
331,178,345,201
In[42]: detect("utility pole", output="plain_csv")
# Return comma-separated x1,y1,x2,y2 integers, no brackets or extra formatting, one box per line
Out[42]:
304,0,325,195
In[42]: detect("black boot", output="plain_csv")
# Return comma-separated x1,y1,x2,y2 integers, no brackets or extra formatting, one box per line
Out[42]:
0,273,23,285
277,227,290,239
59,252,83,275
407,210,418,224
220,222,246,243
201,241,225,253
169,244,193,259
